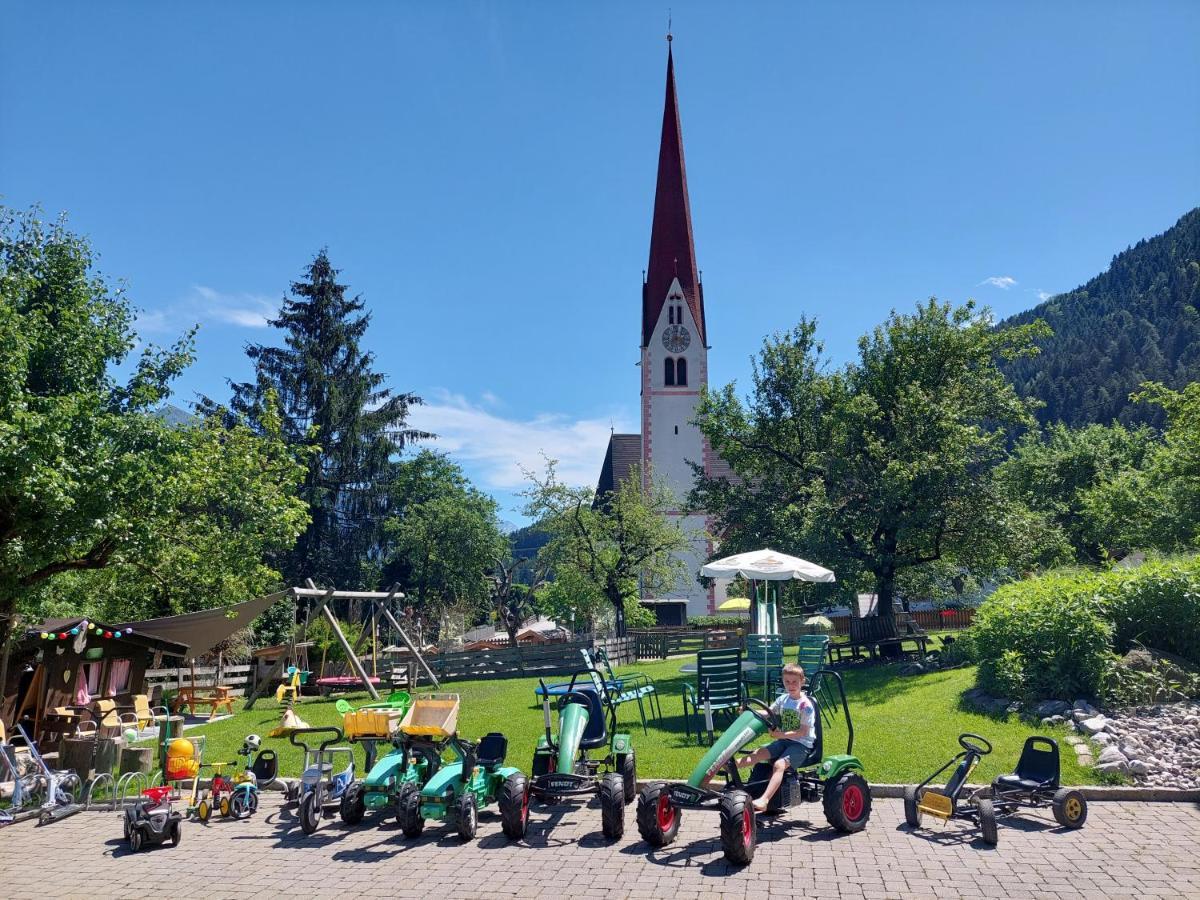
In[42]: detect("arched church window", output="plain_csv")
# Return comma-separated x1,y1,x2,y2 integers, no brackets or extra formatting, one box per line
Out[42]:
668,306,675,325
664,358,676,386
676,357,688,386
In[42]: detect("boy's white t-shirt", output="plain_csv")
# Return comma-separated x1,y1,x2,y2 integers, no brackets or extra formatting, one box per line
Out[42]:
770,692,816,748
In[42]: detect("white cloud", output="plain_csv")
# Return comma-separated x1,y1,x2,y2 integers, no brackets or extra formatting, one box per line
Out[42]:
408,390,636,492
978,275,1017,290
136,285,278,334
1036,290,1052,302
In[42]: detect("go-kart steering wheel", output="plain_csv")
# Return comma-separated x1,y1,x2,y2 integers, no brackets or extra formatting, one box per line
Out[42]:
958,733,993,755
744,697,780,731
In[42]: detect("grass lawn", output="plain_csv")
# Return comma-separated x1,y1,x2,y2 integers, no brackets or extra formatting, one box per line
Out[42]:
166,652,1101,786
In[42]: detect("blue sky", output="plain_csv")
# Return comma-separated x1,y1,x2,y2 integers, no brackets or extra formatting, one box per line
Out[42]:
4,2,1198,523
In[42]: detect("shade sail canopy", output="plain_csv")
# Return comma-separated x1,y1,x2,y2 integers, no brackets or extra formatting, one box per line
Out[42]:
701,548,836,583
716,597,751,612
116,590,289,660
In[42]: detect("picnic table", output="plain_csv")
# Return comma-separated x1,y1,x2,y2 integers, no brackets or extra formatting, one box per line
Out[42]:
171,685,235,719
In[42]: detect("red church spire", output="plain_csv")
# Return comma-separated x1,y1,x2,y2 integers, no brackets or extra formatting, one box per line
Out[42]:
643,39,705,347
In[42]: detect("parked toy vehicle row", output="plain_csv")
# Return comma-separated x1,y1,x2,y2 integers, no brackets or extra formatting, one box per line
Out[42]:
97,662,1087,862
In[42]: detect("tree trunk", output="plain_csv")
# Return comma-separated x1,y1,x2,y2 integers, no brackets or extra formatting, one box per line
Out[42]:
875,571,902,659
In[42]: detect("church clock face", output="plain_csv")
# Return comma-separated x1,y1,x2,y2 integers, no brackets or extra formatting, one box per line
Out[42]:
662,324,691,353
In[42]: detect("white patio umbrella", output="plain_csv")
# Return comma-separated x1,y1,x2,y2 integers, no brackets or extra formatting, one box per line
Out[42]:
701,549,836,635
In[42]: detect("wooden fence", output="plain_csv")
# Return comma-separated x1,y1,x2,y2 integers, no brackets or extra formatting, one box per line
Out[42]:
144,663,253,697
628,628,740,660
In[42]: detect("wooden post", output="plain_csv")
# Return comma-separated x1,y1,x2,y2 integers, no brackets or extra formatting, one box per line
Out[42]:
379,605,439,688
243,654,284,710
119,746,155,776
307,580,380,701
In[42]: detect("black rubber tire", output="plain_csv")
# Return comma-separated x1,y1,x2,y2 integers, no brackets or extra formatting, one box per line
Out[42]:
230,791,253,821
1052,788,1088,829
903,785,922,828
340,783,365,825
170,821,182,847
456,792,479,842
636,782,680,847
123,809,133,841
128,828,143,853
976,797,998,846
599,773,626,840
718,790,756,866
498,773,530,840
620,751,637,804
397,783,425,838
823,771,872,833
299,790,322,835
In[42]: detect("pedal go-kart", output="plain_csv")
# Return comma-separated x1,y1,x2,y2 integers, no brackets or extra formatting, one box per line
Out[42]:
528,669,636,840
124,786,183,852
905,734,1087,846
990,736,1087,831
903,732,1000,844
287,726,355,835
638,669,870,865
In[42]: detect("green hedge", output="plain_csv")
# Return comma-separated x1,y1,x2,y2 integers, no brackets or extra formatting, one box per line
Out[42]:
971,555,1200,702
973,571,1113,701
1103,557,1200,664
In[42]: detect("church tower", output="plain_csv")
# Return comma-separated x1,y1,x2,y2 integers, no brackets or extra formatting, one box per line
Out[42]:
596,38,727,621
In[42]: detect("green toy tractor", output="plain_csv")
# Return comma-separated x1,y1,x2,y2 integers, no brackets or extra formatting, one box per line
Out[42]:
637,669,870,865
372,694,529,842
528,668,635,840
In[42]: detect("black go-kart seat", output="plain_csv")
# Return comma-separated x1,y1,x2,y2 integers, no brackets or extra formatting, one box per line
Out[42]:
252,749,278,785
561,688,608,750
476,732,507,768
994,736,1060,792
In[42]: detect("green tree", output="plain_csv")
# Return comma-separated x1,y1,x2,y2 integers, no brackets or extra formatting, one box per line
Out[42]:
996,422,1157,562
0,207,307,648
381,451,506,639
523,459,690,637
34,403,309,623
220,251,430,590
693,300,1050,629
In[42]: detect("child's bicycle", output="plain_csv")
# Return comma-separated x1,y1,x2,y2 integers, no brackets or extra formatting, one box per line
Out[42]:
288,726,355,835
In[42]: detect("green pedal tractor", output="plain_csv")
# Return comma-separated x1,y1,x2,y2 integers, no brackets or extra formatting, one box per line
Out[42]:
528,668,636,840
638,669,871,865
363,694,530,842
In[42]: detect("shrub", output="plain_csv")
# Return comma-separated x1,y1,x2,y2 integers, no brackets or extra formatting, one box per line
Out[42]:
1101,557,1200,665
971,571,1113,701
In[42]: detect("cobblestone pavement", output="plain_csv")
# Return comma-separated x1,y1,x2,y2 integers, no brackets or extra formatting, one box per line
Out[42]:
2,796,1198,899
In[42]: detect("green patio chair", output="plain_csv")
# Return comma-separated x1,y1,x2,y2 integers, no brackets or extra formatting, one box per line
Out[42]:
796,634,834,725
591,646,662,731
743,633,785,700
682,647,745,744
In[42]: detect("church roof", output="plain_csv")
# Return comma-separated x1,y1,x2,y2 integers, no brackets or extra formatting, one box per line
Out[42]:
643,44,706,348
595,433,642,498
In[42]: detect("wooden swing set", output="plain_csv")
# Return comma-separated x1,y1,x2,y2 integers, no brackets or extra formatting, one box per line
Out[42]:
245,580,437,710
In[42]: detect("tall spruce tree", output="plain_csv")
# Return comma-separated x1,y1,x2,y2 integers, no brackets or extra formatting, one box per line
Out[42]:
226,250,430,589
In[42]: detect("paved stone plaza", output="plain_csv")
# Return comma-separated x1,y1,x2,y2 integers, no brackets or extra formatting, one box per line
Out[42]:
2,796,1197,899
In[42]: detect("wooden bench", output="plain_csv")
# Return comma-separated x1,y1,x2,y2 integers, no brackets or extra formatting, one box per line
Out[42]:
833,615,929,662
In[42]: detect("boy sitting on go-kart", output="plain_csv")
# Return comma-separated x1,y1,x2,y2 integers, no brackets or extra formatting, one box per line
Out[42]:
734,664,815,812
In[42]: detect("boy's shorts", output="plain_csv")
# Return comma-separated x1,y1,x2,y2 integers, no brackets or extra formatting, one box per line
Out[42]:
764,738,813,767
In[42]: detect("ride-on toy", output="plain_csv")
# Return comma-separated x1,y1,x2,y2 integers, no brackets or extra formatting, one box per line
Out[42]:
638,669,870,865
903,732,1000,844
528,669,636,840
288,726,356,834
124,786,183,852
989,736,1087,831
375,694,527,842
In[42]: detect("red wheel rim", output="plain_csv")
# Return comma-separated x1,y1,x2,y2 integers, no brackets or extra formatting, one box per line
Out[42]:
842,784,864,821
742,807,753,843
657,793,675,831
521,786,529,823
